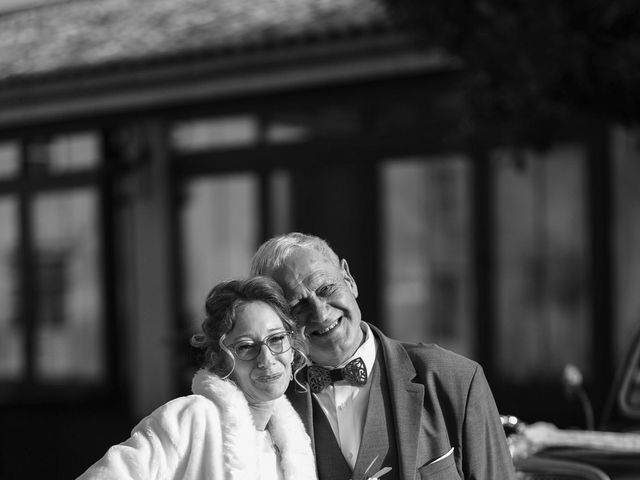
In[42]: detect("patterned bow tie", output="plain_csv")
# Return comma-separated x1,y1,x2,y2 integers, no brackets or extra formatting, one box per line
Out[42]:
305,357,368,393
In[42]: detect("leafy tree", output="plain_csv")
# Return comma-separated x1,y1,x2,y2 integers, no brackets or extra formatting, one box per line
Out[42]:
384,0,640,142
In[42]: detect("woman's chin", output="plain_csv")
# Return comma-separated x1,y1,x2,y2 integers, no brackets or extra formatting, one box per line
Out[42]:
251,382,289,401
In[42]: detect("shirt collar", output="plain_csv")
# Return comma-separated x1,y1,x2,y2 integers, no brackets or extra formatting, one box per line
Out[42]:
336,322,376,374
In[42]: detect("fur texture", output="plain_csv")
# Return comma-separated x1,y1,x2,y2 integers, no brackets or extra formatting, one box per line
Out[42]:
77,370,317,480
191,369,317,479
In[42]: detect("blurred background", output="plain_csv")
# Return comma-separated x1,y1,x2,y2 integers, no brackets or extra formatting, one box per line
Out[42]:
0,0,639,478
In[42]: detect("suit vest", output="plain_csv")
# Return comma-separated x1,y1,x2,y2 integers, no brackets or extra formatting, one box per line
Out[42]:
313,351,399,480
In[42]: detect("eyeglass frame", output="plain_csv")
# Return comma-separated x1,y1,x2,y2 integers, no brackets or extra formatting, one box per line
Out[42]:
224,330,293,361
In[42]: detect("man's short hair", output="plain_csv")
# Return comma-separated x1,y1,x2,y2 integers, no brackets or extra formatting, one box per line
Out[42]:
250,232,340,276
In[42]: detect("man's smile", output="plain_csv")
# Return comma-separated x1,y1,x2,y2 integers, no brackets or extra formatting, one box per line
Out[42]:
312,318,341,336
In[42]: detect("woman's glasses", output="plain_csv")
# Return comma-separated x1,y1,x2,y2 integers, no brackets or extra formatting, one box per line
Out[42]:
225,331,292,361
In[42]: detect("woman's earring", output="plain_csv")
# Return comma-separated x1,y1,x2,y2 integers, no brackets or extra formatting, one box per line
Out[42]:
289,370,294,381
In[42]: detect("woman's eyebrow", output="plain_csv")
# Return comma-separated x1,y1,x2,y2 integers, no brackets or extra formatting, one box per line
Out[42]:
230,327,287,341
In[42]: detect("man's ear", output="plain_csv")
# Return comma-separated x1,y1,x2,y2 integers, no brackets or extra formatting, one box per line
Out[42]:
340,259,358,298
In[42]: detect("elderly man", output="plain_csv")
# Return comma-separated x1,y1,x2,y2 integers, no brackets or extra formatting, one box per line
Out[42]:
250,232,516,480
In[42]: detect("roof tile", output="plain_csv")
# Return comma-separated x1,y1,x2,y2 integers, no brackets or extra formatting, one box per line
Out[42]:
0,0,390,80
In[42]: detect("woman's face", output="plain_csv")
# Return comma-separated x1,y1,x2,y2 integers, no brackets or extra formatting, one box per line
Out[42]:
226,301,293,403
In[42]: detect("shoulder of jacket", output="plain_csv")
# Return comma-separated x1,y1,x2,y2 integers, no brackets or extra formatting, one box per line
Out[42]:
142,394,221,431
370,323,481,383
404,342,477,366
395,339,481,383
124,394,220,456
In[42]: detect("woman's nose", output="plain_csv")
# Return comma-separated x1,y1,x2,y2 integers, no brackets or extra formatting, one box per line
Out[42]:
256,344,276,367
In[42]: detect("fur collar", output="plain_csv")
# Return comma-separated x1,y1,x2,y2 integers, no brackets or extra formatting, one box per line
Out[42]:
192,369,317,480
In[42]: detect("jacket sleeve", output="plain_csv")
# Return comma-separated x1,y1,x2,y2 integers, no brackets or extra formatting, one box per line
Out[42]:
76,414,180,480
461,364,517,479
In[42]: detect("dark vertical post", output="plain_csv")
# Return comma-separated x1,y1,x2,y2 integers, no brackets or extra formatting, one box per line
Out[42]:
258,169,270,243
471,148,495,380
587,125,614,412
100,128,124,405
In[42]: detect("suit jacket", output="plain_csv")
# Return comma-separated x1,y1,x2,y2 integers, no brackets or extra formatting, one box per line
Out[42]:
287,323,517,480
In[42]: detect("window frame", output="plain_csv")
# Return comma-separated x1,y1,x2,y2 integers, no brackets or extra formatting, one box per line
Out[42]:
0,132,117,406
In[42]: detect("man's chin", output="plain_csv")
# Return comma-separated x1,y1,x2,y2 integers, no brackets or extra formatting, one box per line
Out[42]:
308,324,342,347
308,343,353,367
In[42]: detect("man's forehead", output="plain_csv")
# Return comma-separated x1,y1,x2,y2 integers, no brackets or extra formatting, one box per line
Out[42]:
276,248,333,276
275,266,340,303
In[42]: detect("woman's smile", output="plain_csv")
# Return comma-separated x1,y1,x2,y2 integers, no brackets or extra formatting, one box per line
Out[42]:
255,372,284,383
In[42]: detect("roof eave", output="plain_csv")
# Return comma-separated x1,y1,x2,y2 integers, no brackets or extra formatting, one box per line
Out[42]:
0,32,458,130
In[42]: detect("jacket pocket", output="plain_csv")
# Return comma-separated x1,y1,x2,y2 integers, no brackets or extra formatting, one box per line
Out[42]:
417,448,461,479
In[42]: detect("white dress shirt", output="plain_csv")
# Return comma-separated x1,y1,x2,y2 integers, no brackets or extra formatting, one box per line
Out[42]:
312,322,377,470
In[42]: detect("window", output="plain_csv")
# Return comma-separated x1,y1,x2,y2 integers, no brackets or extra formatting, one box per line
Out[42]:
493,145,590,382
0,142,19,178
27,132,99,174
33,190,104,381
180,174,260,333
0,198,21,379
265,106,363,144
613,126,640,362
381,157,474,358
171,115,259,152
0,131,107,396
179,169,293,334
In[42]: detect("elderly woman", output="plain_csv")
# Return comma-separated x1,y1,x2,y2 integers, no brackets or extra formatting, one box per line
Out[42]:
77,277,317,480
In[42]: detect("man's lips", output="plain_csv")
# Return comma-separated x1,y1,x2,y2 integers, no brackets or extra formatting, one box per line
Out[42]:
310,318,341,336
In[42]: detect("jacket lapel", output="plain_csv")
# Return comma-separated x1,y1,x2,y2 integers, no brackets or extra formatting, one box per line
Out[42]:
369,324,442,480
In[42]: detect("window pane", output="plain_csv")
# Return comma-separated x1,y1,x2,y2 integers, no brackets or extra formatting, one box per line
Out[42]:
493,145,590,382
613,126,640,362
32,189,104,381
0,198,22,379
265,106,362,144
267,169,291,237
0,142,19,178
181,174,258,333
381,157,474,357
171,115,259,152
27,132,99,174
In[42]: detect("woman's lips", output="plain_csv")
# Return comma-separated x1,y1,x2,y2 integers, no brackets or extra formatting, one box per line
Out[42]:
256,372,283,383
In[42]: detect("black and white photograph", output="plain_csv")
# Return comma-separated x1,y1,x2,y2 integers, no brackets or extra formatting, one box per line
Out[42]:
0,1,639,478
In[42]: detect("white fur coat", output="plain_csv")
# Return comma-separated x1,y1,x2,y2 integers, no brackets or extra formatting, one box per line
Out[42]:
77,370,318,480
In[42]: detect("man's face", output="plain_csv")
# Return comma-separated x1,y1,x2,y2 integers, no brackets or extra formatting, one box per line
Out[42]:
271,247,362,367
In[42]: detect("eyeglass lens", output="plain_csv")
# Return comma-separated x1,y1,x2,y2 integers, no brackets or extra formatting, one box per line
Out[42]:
232,332,291,360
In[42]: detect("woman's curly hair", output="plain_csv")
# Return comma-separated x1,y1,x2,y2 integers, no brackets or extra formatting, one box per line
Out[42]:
191,276,307,379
